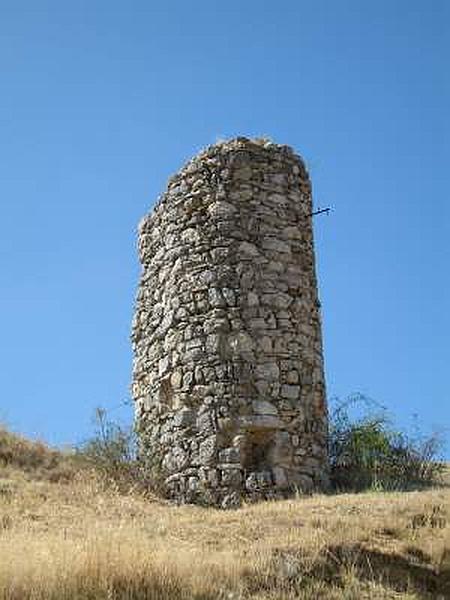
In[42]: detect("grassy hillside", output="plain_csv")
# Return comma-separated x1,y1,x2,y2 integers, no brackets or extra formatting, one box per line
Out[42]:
0,427,449,599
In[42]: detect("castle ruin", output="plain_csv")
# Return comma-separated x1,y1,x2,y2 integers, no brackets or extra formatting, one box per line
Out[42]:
131,137,329,507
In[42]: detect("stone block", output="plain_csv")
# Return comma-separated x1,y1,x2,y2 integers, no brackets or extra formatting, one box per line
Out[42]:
221,491,241,509
281,385,300,399
173,408,195,428
218,447,240,463
239,414,283,429
198,436,217,465
252,400,278,416
254,362,279,381
220,467,242,487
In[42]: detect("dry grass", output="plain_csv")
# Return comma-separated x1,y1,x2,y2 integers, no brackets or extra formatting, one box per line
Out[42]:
0,426,80,483
0,428,449,599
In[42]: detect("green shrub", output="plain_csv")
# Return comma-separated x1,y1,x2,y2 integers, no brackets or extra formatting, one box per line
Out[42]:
81,398,445,498
79,408,166,495
328,394,446,492
78,408,139,491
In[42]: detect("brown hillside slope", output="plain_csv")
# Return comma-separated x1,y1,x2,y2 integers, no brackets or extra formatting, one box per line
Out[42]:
0,428,449,599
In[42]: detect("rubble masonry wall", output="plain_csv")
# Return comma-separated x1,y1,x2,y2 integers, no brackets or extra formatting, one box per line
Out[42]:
131,137,328,508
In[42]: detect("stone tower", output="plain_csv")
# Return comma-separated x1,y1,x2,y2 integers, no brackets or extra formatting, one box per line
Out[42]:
131,138,328,507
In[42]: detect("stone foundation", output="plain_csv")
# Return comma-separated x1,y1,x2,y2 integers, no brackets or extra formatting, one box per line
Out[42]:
131,137,329,507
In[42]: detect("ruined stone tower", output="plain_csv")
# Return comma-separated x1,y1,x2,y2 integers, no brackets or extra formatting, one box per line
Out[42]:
131,137,328,507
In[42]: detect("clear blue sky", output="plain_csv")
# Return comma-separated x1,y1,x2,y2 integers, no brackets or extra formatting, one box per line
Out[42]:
1,1,448,453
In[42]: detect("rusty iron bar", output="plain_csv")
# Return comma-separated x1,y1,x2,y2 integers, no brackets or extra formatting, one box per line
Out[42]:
307,207,331,218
